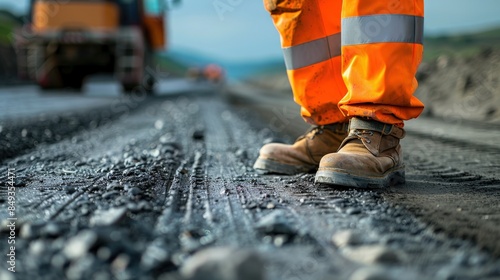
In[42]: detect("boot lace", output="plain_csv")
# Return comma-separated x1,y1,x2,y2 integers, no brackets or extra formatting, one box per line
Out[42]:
296,126,325,142
309,126,325,139
353,129,374,144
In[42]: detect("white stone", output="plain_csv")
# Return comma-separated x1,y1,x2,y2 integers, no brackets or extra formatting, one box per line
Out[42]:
180,247,264,280
64,230,98,260
90,207,127,226
332,230,364,247
343,245,405,265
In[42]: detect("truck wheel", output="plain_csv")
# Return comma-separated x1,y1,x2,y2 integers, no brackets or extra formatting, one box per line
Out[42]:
143,73,156,94
37,57,64,91
63,74,84,91
122,83,139,93
60,68,85,91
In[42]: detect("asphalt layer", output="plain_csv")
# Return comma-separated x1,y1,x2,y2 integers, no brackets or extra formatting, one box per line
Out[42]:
1,84,500,280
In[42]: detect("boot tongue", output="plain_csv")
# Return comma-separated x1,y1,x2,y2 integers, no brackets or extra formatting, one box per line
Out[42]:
349,130,402,157
338,130,382,156
340,138,372,154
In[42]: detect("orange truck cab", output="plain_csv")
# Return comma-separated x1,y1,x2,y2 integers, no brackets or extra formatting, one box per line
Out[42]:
16,0,167,92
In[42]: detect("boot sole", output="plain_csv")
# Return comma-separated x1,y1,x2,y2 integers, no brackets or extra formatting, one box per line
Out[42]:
315,167,405,188
253,158,316,175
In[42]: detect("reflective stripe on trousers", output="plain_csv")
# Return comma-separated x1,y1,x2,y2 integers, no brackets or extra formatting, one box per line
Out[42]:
283,33,341,71
265,0,425,125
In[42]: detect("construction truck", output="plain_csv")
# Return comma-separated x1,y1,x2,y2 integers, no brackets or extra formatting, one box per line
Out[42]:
15,0,170,93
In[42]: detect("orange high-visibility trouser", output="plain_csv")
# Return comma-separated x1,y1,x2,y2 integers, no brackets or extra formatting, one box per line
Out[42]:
264,0,425,126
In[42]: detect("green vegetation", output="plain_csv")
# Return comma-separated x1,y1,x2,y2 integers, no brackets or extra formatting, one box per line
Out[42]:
0,20,15,44
0,10,23,44
0,22,12,44
423,27,500,61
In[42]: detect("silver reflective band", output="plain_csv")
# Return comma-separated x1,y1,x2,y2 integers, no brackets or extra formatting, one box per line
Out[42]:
342,14,424,46
283,33,341,70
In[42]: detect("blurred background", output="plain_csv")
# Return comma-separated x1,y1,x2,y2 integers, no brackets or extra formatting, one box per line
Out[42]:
0,0,499,121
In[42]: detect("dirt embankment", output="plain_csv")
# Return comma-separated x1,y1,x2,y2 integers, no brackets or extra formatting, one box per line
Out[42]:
416,49,500,124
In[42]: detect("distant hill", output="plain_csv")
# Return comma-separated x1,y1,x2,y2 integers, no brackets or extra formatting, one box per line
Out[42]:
221,59,285,81
161,49,215,67
0,10,23,23
424,27,500,61
159,48,286,81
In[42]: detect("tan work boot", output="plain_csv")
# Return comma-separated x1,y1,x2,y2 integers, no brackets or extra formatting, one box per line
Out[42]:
253,123,349,175
315,118,406,188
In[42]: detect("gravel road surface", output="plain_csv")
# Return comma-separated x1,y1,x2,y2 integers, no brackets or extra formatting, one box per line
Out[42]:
1,80,499,280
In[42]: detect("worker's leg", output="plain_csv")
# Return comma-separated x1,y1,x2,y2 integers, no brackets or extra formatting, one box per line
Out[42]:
264,0,347,125
338,0,424,125
316,0,425,187
254,0,348,174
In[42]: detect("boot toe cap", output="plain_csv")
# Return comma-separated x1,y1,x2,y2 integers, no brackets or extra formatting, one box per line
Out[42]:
318,153,395,176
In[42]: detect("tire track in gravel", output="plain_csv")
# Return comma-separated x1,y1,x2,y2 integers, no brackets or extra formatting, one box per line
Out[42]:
198,98,358,279
200,98,260,245
386,136,500,256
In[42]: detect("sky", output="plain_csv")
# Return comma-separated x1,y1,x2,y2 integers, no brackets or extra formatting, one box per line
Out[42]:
1,0,500,62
